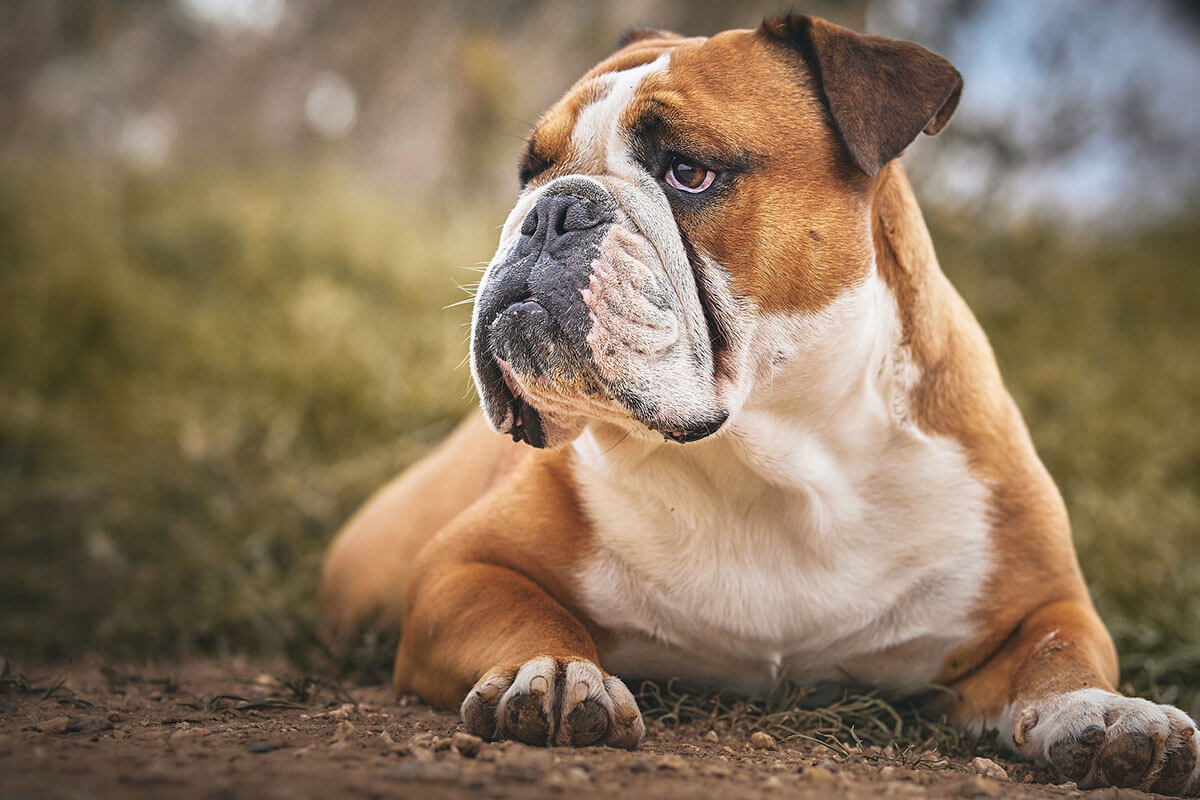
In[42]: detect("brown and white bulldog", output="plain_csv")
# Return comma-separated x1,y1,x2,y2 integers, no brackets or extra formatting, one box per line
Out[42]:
321,13,1200,794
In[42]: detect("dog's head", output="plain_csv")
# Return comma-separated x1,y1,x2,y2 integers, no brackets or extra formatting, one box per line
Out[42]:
470,14,961,448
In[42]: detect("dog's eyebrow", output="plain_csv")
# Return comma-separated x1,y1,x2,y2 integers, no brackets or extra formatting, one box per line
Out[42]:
624,97,758,172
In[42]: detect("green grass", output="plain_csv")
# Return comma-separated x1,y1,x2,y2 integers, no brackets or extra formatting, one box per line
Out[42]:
0,158,1197,731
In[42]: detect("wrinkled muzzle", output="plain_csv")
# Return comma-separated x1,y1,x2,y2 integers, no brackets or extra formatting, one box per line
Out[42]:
470,176,728,448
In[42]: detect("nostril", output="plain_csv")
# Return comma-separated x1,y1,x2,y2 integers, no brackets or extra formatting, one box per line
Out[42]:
520,208,538,236
552,200,572,236
523,193,608,244
562,200,601,232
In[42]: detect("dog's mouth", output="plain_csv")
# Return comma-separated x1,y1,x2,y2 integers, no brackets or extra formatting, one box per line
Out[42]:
483,280,730,448
498,361,546,448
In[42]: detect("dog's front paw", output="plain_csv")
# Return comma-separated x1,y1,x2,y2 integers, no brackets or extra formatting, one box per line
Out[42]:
1014,688,1200,795
460,657,644,748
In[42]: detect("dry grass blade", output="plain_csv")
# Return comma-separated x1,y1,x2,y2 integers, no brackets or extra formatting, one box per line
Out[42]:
205,693,308,712
636,676,988,761
0,661,92,709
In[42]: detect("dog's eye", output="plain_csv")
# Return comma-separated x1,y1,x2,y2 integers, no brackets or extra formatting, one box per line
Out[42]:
664,157,715,193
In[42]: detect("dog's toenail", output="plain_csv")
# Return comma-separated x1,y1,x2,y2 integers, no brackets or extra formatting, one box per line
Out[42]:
615,703,638,724
1014,708,1039,745
570,682,590,704
478,683,501,702
529,675,549,696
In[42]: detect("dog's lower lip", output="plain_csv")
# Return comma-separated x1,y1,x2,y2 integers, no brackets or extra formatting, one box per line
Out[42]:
659,411,729,444
495,361,546,448
509,394,546,447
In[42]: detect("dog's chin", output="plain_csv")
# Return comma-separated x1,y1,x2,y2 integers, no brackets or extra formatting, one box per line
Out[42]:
476,352,730,449
504,402,727,450
486,384,728,451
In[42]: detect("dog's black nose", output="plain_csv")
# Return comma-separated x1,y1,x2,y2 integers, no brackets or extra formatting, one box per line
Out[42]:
518,194,607,257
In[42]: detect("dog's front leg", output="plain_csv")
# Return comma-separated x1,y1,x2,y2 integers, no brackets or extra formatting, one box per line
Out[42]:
395,560,644,749
941,599,1199,795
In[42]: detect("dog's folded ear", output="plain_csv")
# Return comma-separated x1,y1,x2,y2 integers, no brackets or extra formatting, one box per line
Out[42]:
616,27,682,51
760,13,962,177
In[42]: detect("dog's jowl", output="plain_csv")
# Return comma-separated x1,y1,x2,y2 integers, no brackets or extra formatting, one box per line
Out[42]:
321,14,1200,795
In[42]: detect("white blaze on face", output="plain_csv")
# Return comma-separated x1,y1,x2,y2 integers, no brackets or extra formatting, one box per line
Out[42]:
563,53,726,430
570,54,669,172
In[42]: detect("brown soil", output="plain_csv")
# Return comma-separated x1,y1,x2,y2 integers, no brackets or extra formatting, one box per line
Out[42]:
0,659,1167,799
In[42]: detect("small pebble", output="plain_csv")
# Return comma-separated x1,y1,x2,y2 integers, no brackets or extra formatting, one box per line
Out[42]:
799,765,836,784
246,739,283,754
451,731,482,758
34,717,71,735
331,720,356,744
704,729,719,743
763,775,783,790
328,703,355,719
67,715,114,735
969,756,1008,781
750,731,778,751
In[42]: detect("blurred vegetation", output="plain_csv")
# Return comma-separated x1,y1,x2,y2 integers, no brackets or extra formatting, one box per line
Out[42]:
0,156,1197,722
932,212,1200,716
0,157,480,663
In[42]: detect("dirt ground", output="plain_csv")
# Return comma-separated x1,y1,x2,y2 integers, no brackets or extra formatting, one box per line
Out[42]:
0,658,1174,800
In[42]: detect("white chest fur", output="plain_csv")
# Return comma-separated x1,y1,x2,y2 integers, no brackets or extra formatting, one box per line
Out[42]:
571,275,993,694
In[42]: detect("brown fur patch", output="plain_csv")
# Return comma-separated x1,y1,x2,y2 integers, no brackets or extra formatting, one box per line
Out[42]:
392,448,605,708
652,30,874,313
870,162,1117,719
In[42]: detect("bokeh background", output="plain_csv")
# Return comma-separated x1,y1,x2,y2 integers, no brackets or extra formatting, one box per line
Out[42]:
2,0,1198,715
